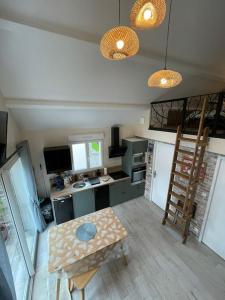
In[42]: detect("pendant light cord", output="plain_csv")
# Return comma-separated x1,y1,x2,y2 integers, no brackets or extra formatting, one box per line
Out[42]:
164,0,173,69
118,0,121,25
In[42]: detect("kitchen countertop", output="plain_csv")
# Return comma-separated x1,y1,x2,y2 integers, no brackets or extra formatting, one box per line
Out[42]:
50,175,130,200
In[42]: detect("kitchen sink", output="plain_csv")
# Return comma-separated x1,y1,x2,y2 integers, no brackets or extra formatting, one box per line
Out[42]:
73,182,86,189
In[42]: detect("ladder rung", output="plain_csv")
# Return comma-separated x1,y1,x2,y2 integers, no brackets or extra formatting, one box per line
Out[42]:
175,160,192,168
172,171,190,180
179,137,207,146
165,217,185,231
179,137,197,143
171,180,187,192
167,209,184,224
169,201,184,213
198,142,208,147
189,181,199,187
176,149,195,156
170,191,186,203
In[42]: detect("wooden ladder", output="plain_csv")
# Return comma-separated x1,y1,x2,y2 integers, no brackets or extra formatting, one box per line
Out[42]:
162,97,209,243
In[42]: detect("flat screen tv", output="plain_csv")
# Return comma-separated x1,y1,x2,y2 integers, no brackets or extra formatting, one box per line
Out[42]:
0,111,8,167
44,145,72,174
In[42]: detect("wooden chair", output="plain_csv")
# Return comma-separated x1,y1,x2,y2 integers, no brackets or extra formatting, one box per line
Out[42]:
68,268,99,300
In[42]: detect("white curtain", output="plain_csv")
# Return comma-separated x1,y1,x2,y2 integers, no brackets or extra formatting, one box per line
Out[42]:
16,141,46,232
0,232,16,300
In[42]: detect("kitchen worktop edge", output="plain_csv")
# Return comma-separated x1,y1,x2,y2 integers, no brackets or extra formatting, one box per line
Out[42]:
50,175,131,200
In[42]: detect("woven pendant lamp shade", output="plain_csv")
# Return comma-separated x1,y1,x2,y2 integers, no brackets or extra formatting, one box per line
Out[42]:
148,69,182,88
130,0,166,29
100,26,139,60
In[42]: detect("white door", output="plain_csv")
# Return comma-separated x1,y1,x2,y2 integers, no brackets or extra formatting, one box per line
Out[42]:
203,157,225,260
151,142,174,210
1,154,36,300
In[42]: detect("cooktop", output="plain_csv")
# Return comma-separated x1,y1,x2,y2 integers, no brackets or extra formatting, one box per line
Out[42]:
109,171,129,180
88,177,100,185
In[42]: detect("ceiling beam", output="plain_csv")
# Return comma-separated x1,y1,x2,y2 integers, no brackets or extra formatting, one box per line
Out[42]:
4,98,149,111
1,18,225,83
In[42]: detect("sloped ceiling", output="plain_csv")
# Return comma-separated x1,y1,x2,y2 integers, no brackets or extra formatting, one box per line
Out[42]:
0,0,224,130
8,107,147,130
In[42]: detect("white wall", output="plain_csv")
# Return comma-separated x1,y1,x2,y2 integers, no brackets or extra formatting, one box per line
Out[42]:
134,109,225,156
0,96,22,157
22,126,134,197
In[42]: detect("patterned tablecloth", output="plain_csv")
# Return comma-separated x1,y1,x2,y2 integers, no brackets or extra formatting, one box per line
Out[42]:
48,207,128,278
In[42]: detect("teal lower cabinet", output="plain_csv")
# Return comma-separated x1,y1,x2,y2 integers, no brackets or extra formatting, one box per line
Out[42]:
128,182,145,200
73,179,146,215
73,189,95,218
110,180,145,207
109,179,131,206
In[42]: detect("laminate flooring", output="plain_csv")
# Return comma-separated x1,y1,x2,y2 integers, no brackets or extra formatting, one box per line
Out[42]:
32,197,225,300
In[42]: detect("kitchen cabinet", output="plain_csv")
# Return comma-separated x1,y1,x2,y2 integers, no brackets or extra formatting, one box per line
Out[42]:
109,179,131,206
95,185,109,211
122,143,132,177
122,138,148,177
128,182,145,200
132,140,148,154
73,189,95,218
52,196,74,225
51,173,146,223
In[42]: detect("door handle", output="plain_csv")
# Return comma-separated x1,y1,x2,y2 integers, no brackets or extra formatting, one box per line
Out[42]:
153,171,157,177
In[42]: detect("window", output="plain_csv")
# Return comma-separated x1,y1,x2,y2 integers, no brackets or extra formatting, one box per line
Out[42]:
72,141,103,172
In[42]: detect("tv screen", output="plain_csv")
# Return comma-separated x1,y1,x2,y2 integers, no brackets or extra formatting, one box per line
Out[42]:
44,145,72,174
0,111,8,167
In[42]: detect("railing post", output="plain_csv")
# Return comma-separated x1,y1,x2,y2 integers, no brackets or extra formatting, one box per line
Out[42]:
181,98,187,132
212,92,224,136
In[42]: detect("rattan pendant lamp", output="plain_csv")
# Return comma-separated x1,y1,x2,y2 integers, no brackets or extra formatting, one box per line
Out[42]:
130,0,166,29
148,0,182,88
100,0,139,60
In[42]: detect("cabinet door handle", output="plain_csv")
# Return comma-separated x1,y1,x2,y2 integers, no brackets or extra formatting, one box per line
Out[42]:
153,170,157,177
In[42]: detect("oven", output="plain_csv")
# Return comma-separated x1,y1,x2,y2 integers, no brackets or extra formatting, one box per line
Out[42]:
132,152,146,166
132,166,146,183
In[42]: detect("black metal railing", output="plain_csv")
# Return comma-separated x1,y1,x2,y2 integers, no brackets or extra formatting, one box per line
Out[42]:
149,92,225,138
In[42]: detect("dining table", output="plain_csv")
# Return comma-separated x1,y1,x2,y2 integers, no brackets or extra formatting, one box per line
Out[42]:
48,207,128,300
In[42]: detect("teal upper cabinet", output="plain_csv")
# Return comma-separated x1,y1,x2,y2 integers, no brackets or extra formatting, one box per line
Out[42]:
73,189,95,218
132,140,148,154
109,179,131,207
122,141,132,176
122,137,148,176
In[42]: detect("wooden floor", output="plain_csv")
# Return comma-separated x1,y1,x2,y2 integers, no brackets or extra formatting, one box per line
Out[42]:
33,197,225,300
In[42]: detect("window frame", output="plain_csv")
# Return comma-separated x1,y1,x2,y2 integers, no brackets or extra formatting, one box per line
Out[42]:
71,140,104,173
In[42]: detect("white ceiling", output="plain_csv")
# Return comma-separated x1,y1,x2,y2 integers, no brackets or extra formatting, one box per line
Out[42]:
1,0,225,73
0,20,160,103
0,0,225,130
